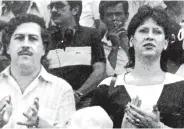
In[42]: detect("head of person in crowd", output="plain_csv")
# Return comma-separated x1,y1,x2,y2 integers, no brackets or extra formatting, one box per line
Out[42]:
1,1,31,16
50,0,82,27
2,14,51,70
126,5,171,71
99,1,129,31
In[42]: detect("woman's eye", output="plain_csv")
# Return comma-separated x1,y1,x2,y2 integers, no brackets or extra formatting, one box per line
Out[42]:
139,29,148,33
154,30,162,34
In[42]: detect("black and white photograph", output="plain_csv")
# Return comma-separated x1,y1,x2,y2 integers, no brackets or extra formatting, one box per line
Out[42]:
0,0,183,128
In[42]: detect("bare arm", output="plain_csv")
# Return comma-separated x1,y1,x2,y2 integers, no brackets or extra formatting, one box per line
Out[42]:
77,62,106,95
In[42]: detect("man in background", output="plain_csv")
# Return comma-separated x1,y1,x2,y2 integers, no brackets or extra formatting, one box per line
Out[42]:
47,0,106,109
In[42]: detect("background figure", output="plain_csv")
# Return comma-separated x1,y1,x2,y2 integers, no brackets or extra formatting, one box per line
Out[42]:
126,0,166,28
164,1,184,76
91,5,184,128
99,1,129,76
47,0,106,109
0,0,50,27
79,0,100,29
0,14,75,128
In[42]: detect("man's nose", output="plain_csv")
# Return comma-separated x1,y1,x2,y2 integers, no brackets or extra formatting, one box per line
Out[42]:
112,14,118,21
51,6,57,12
22,38,30,46
21,46,30,51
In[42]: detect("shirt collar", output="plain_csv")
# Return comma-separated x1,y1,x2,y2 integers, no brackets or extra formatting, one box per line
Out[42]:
0,66,53,84
102,32,112,46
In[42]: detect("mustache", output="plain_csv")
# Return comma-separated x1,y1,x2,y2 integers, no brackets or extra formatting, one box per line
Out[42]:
51,12,61,18
18,49,33,56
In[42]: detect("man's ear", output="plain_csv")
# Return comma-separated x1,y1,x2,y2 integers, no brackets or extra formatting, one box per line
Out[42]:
129,36,134,47
71,5,79,16
125,12,129,22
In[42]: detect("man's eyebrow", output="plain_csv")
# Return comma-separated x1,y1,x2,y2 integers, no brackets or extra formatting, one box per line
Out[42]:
14,33,39,37
29,34,39,37
14,34,24,37
50,2,65,7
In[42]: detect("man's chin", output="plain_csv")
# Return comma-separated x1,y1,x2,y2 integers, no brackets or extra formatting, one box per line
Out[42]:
17,59,33,67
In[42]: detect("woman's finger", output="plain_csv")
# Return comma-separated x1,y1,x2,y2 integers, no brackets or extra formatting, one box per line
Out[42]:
23,112,32,120
129,104,147,117
128,108,144,122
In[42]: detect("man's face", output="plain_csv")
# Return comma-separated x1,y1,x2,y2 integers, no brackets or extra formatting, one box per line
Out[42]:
50,0,73,25
7,22,45,67
102,3,128,31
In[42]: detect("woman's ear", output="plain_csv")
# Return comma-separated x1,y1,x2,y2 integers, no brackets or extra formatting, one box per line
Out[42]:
164,39,168,50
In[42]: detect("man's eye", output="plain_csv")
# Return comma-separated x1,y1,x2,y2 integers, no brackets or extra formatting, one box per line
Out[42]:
116,12,124,16
15,36,24,40
29,37,38,41
106,13,113,18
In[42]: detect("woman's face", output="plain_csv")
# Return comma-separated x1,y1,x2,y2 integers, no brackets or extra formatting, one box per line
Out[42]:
130,18,168,58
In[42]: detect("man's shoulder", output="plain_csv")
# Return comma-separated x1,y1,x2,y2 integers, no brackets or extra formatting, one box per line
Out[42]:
41,68,73,90
77,25,100,36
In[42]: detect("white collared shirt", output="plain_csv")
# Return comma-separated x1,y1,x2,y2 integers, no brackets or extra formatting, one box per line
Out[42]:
102,33,129,76
0,66,75,128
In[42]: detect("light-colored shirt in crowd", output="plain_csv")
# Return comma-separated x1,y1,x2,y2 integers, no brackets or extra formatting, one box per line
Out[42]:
175,64,184,78
79,0,100,28
0,0,50,27
102,33,129,77
125,0,166,28
1,66,75,128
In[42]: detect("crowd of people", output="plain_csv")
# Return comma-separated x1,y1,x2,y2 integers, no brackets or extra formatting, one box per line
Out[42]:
0,0,183,128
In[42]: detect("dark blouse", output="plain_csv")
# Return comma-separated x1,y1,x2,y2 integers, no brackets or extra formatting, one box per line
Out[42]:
91,81,184,128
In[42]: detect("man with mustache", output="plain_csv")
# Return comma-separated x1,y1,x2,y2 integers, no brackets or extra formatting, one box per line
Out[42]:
0,14,75,128
99,1,130,76
47,0,106,109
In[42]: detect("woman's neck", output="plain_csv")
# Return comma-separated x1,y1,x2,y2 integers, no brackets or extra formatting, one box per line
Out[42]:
134,57,164,77
125,56,165,86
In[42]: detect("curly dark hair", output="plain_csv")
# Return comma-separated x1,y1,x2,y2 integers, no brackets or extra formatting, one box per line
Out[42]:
2,14,51,68
99,1,129,20
126,5,172,71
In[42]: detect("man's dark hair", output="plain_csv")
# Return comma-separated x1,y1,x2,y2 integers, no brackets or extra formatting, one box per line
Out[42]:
126,5,172,71
2,14,51,68
99,1,129,20
67,0,82,24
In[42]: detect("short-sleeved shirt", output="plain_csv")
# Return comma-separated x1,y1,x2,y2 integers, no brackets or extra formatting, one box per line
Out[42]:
79,0,100,28
102,33,129,76
47,26,106,90
1,66,75,128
